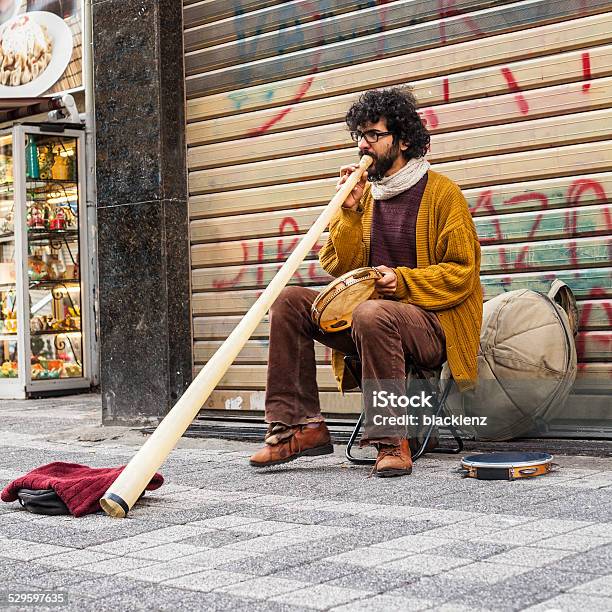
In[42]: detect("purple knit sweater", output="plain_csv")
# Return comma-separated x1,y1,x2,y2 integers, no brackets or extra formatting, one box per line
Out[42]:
369,174,428,268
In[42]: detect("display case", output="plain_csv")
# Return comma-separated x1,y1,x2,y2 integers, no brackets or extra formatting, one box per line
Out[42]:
0,125,92,398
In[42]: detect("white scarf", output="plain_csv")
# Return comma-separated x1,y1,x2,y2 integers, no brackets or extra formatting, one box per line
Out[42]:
370,156,430,201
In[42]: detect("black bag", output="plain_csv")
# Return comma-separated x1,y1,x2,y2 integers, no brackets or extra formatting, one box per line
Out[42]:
17,488,69,515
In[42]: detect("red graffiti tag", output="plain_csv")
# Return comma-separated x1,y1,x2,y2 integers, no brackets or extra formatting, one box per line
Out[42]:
472,189,495,215
212,243,249,289
501,67,529,115
579,288,612,328
504,193,549,209
419,108,440,129
276,217,302,284
567,178,608,209
437,0,483,43
442,77,450,103
213,216,327,290
437,0,461,43
576,288,612,361
248,77,315,136
256,240,265,285
248,3,326,137
473,190,504,247
472,178,607,218
581,52,592,93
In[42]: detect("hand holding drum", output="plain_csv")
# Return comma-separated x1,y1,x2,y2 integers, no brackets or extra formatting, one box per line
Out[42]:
99,155,374,518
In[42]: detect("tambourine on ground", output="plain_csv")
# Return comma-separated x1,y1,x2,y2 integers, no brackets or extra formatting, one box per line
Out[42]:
460,452,555,480
311,266,383,333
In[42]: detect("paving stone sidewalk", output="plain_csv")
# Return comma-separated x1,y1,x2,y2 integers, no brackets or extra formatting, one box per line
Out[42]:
0,394,611,611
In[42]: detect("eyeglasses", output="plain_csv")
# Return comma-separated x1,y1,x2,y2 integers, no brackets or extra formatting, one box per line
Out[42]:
349,130,393,144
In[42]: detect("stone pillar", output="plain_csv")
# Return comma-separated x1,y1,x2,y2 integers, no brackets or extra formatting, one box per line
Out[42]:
93,0,191,424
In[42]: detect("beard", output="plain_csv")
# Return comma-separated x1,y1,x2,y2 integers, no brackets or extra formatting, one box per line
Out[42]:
359,143,401,182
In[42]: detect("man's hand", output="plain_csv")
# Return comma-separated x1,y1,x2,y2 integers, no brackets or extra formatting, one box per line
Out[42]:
336,163,368,211
374,265,397,296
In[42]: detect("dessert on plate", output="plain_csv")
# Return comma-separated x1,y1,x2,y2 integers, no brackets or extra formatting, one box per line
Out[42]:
0,14,53,86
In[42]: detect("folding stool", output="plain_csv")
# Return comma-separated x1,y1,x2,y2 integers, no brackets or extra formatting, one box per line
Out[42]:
343,354,463,465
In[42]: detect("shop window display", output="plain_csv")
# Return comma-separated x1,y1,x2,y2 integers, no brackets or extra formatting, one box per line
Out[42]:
0,126,91,397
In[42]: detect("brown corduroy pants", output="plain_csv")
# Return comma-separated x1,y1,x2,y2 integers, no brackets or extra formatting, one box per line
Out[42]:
265,286,446,444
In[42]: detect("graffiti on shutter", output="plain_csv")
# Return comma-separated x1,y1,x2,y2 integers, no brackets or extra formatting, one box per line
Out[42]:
184,1,611,423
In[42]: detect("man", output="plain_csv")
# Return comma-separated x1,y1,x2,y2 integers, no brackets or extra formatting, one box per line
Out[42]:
249,87,482,477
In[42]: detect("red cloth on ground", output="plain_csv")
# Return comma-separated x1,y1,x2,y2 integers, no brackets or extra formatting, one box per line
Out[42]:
1,462,164,517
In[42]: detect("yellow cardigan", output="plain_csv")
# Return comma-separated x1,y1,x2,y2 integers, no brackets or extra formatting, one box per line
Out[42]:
318,169,482,392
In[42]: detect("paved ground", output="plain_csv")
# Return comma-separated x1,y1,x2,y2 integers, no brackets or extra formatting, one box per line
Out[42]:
0,394,611,611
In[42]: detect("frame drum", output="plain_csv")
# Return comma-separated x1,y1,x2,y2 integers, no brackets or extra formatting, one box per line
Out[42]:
311,267,382,333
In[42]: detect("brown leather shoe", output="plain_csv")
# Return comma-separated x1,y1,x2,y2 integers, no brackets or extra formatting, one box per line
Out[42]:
374,439,413,477
249,422,333,467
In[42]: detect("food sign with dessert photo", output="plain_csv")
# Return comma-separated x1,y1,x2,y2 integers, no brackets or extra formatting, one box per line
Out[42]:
0,0,82,97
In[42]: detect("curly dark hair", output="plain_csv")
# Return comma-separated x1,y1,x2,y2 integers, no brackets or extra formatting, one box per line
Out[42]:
345,87,430,159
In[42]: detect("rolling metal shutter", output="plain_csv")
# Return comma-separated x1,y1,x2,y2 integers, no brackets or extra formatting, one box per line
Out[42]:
184,0,611,429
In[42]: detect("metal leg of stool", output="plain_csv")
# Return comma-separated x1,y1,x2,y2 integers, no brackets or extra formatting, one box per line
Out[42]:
413,378,458,460
344,410,375,465
412,403,444,461
442,423,464,454
431,378,463,454
343,355,375,465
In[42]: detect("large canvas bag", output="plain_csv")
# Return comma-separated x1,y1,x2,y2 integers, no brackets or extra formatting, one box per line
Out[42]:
441,280,578,441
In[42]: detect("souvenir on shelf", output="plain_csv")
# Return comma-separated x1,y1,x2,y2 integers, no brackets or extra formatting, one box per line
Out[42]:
49,207,67,230
42,252,66,280
0,154,12,184
51,318,66,332
31,315,56,333
0,207,13,234
63,363,81,377
2,306,17,334
66,261,79,280
32,362,62,379
1,293,16,334
51,155,70,181
0,361,17,378
2,312,17,334
64,205,77,229
37,145,55,180
30,316,43,333
28,250,48,281
27,204,45,229
64,306,80,331
25,136,40,180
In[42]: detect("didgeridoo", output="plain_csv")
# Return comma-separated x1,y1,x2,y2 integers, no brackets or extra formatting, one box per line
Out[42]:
99,155,373,518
